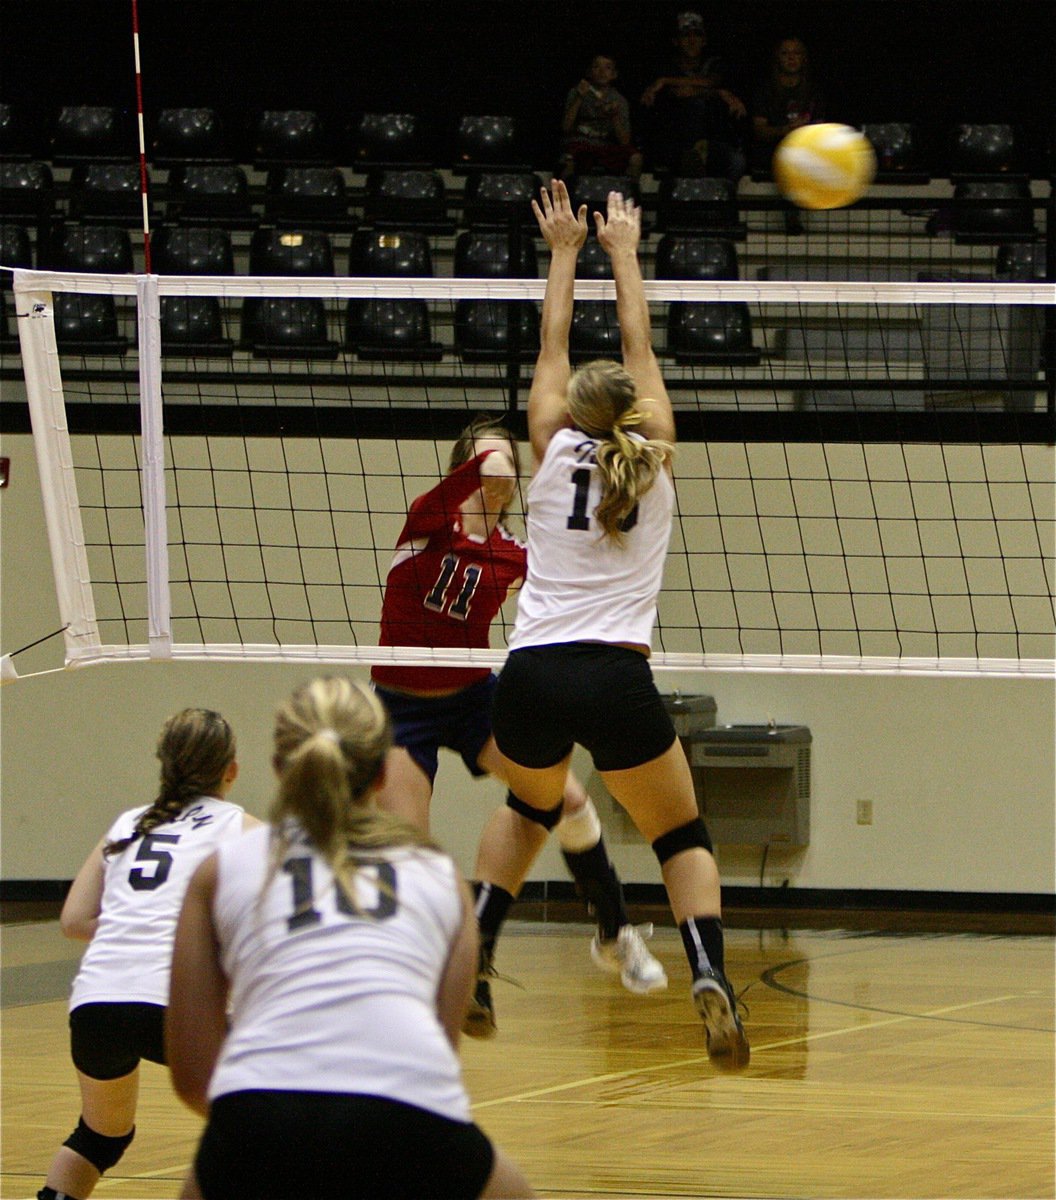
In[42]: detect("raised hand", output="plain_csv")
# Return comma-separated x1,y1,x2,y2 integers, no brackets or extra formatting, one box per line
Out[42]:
594,191,641,257
531,179,588,253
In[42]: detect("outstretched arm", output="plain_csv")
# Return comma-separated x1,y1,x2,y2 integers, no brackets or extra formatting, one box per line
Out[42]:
527,180,587,464
594,192,675,445
397,453,506,543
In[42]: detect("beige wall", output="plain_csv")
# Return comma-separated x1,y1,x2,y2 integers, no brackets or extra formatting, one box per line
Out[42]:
2,428,1053,893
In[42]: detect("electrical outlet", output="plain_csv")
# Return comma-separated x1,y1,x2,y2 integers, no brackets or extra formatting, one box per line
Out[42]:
856,800,873,825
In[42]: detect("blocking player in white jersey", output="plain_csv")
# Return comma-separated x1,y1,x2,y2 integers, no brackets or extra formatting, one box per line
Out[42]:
487,180,749,1070
167,676,532,1200
38,709,256,1200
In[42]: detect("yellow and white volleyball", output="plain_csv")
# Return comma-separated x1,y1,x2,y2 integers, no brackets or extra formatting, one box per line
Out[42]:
773,123,876,210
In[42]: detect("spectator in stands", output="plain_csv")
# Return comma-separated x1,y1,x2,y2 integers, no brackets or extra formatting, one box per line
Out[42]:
750,37,825,172
559,53,643,182
749,36,825,233
640,10,747,182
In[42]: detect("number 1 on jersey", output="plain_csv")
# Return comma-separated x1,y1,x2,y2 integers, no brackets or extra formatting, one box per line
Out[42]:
566,468,638,532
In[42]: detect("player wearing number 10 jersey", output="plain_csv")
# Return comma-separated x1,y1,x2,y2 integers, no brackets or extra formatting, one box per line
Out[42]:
38,709,256,1200
167,677,531,1198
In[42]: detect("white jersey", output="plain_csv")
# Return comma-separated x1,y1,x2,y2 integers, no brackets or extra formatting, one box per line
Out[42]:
510,426,675,650
206,824,471,1122
69,796,245,1011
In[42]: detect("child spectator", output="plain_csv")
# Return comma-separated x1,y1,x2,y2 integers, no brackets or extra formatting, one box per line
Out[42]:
560,54,643,182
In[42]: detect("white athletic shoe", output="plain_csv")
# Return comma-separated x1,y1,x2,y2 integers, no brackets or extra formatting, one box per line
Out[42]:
591,923,669,994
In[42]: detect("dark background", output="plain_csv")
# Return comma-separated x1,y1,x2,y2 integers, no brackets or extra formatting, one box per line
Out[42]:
2,0,1054,171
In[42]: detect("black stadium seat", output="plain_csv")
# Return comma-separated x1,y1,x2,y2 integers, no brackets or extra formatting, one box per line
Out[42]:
453,230,539,362
51,105,129,164
242,229,337,359
0,161,54,222
353,113,426,167
655,176,743,238
152,227,234,357
152,108,230,166
253,109,328,167
862,123,929,183
654,233,760,365
51,225,133,354
345,228,442,362
167,164,255,226
462,171,542,228
569,238,620,361
265,166,352,226
950,123,1018,177
454,115,527,171
951,180,1035,244
363,169,452,232
69,162,148,223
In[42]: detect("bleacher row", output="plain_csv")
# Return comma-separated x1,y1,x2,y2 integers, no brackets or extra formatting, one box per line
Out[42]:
0,105,1049,394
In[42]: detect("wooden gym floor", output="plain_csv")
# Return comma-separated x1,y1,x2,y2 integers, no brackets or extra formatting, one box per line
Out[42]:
2,914,1053,1200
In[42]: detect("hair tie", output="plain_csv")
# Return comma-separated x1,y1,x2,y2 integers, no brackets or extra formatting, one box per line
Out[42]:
613,407,643,431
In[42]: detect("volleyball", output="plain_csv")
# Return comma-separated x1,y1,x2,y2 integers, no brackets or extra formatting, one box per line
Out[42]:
772,123,877,210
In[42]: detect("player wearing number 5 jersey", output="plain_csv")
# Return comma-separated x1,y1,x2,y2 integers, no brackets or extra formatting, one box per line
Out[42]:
167,677,531,1199
372,419,667,1038
38,709,255,1200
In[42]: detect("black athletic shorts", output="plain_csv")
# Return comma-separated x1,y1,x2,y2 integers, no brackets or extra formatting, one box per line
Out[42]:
374,675,495,785
492,643,677,772
69,1001,166,1080
194,1091,495,1200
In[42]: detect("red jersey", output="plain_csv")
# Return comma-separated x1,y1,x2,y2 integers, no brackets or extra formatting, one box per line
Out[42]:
371,453,527,692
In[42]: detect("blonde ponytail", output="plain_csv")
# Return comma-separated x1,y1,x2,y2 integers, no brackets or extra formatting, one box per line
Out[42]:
268,677,436,910
567,360,673,542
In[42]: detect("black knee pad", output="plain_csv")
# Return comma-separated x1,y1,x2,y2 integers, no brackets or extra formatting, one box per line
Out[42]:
652,817,713,864
506,790,564,830
63,1117,135,1174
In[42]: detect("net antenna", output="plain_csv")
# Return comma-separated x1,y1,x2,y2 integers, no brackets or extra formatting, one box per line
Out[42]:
130,0,153,272
10,268,1056,681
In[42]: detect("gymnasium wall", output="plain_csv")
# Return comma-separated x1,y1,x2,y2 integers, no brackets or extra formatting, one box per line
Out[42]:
2,421,1053,896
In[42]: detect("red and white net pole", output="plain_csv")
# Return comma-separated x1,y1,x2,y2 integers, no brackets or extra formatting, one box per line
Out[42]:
130,0,152,271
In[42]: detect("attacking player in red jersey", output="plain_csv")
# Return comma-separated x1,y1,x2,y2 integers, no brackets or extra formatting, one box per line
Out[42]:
372,417,667,1037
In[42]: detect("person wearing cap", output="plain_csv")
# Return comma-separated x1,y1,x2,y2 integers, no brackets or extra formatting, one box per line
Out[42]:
640,10,747,181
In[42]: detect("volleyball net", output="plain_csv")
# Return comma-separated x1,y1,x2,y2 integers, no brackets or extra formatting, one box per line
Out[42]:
9,267,1055,679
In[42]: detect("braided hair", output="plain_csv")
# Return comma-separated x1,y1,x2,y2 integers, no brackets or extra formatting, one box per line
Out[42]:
567,359,672,541
104,709,236,858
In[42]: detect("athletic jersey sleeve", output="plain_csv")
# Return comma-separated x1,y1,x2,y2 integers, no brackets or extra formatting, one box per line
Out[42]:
397,453,491,544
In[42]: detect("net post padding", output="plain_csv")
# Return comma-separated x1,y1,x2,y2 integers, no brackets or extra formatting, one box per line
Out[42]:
135,274,172,659
14,285,102,665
